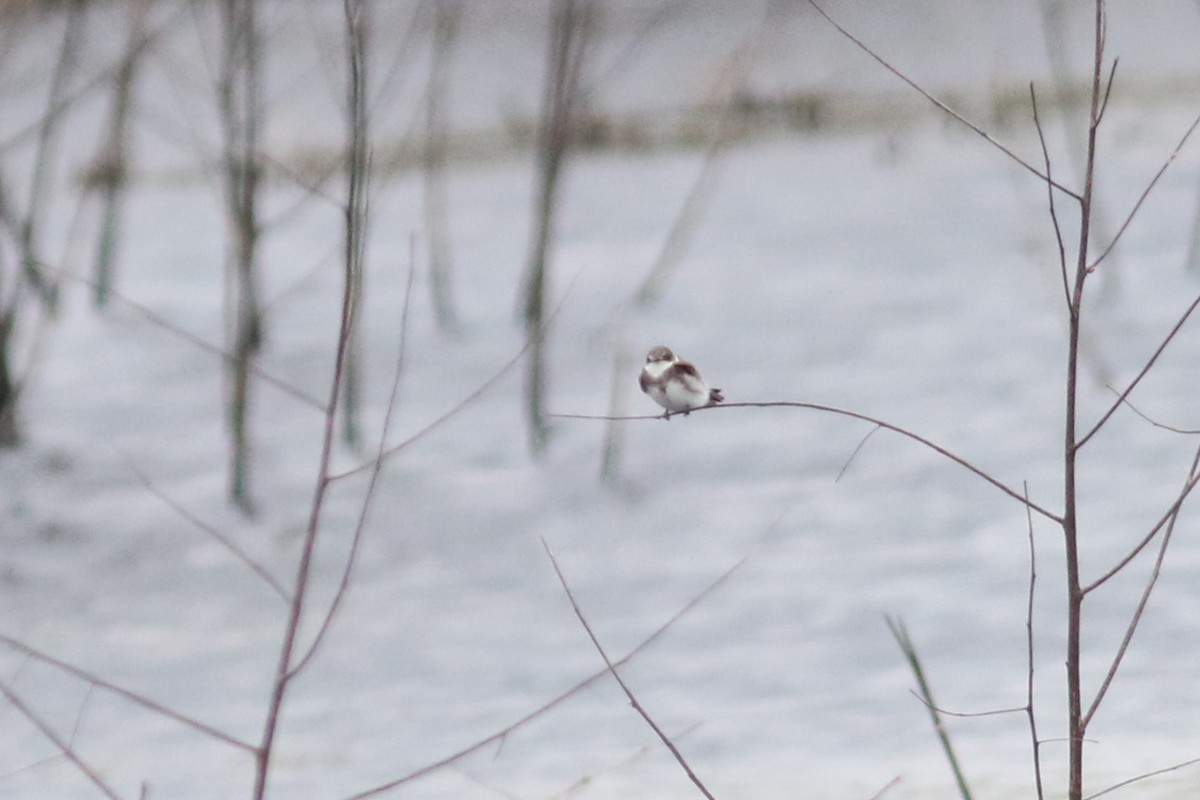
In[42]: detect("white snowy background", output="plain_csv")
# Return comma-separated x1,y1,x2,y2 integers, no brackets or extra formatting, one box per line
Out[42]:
2,1,1200,798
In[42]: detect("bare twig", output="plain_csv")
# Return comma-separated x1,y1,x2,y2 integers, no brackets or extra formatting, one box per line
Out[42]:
288,237,417,679
544,539,717,800
806,0,1078,199
0,633,255,753
1077,291,1200,450
1082,442,1200,727
868,776,904,800
835,423,881,482
1084,463,1200,594
332,270,584,482
1083,755,1200,800
340,552,750,800
550,402,1060,522
126,459,290,602
65,271,324,411
1103,385,1200,435
1029,83,1072,311
906,694,1027,720
251,3,368,783
1095,58,1119,126
1023,482,1046,800
1088,111,1200,272
0,678,124,800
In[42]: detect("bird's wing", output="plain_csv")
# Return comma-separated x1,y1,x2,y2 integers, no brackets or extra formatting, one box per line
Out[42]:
638,370,652,393
673,361,703,381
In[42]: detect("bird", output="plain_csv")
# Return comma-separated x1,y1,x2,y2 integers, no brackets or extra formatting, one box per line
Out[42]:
639,345,724,419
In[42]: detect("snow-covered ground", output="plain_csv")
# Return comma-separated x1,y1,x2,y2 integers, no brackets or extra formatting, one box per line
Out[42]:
3,2,1200,799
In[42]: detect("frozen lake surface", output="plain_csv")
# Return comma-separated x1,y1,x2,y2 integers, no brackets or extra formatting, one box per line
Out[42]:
3,2,1200,799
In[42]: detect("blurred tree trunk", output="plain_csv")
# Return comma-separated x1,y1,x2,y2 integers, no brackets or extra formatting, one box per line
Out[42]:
340,0,369,451
219,0,264,515
0,310,18,447
518,0,591,457
424,0,462,334
20,0,86,312
90,0,153,308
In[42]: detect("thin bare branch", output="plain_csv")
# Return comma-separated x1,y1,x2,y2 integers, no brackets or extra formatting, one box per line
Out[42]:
544,539,717,800
0,633,256,753
868,776,904,800
1094,58,1119,126
806,0,1079,199
289,238,417,678
252,0,368,779
127,460,290,602
0,678,124,800
332,270,583,482
1083,755,1200,800
1088,111,1200,272
835,423,881,482
551,402,1061,523
340,552,750,800
905,690,1026,720
1023,482,1046,800
1083,464,1200,594
1104,385,1200,435
1077,291,1200,449
1029,83,1071,311
1082,442,1200,727
56,269,325,411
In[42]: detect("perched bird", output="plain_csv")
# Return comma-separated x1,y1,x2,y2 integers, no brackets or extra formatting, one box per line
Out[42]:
639,345,724,419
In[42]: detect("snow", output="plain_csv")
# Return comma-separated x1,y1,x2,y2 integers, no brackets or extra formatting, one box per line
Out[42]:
3,1,1200,799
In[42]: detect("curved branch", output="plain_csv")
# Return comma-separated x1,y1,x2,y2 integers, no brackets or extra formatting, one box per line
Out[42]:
1077,291,1200,450
806,0,1079,200
0,678,124,800
544,539,716,800
552,401,1061,523
1088,111,1200,273
340,552,750,800
0,633,256,753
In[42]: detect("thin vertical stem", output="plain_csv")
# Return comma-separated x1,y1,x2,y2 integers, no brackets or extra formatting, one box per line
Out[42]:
1064,5,1107,798
340,0,369,450
251,5,367,795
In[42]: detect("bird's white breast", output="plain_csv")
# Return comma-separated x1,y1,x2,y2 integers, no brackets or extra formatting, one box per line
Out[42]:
642,360,672,380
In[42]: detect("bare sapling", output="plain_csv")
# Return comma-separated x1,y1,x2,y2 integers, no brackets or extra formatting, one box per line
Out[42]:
559,3,1200,796
19,0,87,312
338,0,370,451
218,0,266,514
802,3,1200,798
518,0,593,456
250,1,375,794
88,0,154,309
423,0,463,334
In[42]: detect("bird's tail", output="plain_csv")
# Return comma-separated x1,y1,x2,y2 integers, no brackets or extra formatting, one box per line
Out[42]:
709,388,724,404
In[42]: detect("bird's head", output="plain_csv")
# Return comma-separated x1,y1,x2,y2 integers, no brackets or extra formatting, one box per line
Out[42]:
645,345,676,364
